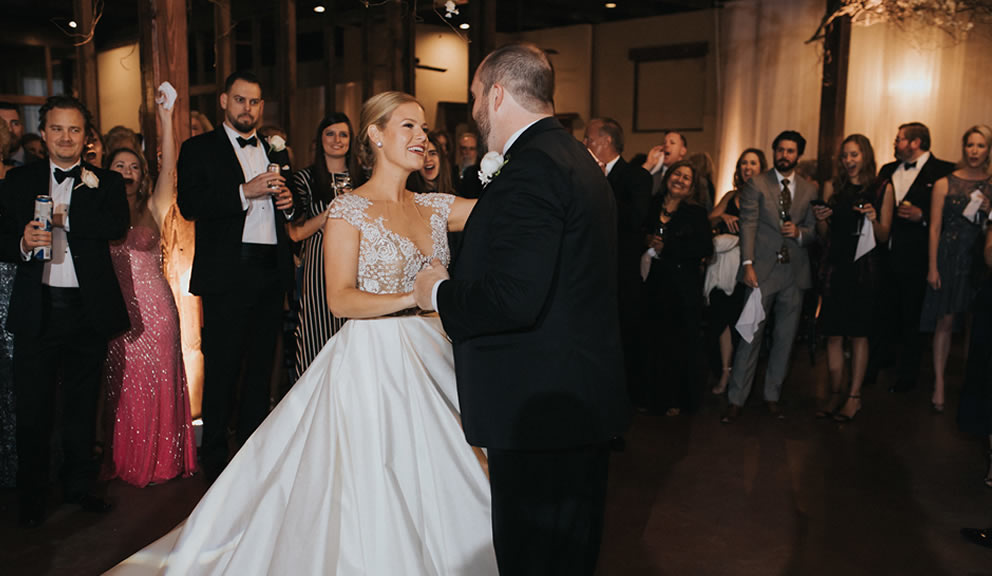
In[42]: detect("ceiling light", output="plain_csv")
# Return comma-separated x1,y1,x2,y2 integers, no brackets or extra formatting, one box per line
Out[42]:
68,20,78,28
605,2,617,8
313,5,326,13
459,22,470,30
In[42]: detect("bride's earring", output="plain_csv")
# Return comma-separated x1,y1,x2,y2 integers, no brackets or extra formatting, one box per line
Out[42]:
376,141,383,148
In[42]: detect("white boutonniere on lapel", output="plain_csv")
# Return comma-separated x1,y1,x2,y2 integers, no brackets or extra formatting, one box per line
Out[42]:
78,167,100,189
268,135,287,152
478,151,508,188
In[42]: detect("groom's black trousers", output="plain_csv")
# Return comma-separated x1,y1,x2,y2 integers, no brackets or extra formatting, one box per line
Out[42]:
487,443,611,576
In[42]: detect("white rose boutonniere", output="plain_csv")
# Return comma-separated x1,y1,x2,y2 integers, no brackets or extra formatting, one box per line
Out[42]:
478,151,508,188
79,167,100,189
268,135,287,152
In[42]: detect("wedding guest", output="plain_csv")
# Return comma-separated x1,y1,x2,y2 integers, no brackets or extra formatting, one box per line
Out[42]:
408,133,453,194
642,131,688,195
688,151,717,211
873,122,955,393
20,133,46,163
190,110,213,137
456,131,483,198
920,125,992,412
958,226,992,490
104,125,141,157
103,91,197,487
288,113,358,379
0,118,16,488
0,95,129,527
584,117,651,407
0,102,25,166
430,129,453,169
813,134,892,421
707,148,766,395
641,160,713,415
177,71,295,481
85,126,105,167
723,131,817,423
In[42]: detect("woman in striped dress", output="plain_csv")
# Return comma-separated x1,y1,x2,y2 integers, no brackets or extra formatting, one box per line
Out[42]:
288,113,361,379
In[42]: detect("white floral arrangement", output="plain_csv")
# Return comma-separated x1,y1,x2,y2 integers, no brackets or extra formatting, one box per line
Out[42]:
478,151,508,188
444,0,459,18
268,135,287,152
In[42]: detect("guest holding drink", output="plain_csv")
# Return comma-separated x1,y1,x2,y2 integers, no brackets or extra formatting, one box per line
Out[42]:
103,89,197,486
407,134,453,194
958,225,992,490
921,125,992,413
707,148,766,395
288,113,359,379
641,160,713,415
813,134,893,421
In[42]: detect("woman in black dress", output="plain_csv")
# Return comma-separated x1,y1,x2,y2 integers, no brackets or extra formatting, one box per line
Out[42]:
707,148,766,395
641,160,713,415
288,113,361,379
813,134,893,421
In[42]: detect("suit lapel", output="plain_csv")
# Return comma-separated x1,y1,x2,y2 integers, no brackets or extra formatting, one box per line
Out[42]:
216,128,247,186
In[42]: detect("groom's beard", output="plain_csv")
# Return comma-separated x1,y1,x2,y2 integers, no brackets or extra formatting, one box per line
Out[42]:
475,102,492,155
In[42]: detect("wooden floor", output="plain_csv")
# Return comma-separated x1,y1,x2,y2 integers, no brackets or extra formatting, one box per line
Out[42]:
2,338,991,575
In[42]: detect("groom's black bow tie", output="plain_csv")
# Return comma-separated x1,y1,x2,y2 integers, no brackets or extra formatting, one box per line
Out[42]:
903,160,917,170
54,165,81,184
237,136,258,148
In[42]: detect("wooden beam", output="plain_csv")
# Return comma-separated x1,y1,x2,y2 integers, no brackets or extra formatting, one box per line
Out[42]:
73,0,99,128
322,4,337,116
44,45,54,97
816,7,850,186
214,0,234,92
467,0,497,132
362,6,372,101
279,0,298,138
0,95,46,106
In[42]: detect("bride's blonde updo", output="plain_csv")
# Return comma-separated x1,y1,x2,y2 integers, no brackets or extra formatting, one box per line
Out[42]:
358,91,423,170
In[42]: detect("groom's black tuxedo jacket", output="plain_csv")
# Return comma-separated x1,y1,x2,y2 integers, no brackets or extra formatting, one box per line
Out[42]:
177,128,294,295
0,160,129,338
437,117,630,451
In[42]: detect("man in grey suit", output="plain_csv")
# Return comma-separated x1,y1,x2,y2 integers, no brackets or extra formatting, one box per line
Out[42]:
723,130,817,422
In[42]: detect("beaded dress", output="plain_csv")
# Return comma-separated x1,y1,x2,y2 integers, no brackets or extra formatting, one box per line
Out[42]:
104,224,196,487
108,192,497,575
0,257,15,488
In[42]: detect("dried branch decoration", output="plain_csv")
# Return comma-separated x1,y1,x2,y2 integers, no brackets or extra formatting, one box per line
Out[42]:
809,0,992,44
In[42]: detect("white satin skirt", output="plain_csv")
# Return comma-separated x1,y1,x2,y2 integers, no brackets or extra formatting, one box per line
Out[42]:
107,315,497,575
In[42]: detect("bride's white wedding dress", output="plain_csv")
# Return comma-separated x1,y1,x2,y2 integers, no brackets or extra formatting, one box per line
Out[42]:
108,192,497,575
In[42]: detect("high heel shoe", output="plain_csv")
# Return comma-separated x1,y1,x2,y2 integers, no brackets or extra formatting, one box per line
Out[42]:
816,391,843,419
833,395,861,422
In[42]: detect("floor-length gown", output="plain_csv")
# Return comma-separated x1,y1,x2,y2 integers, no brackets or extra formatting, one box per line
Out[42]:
104,225,197,487
107,192,497,575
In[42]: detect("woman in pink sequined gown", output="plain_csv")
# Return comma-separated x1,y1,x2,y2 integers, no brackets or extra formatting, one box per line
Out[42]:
103,91,196,486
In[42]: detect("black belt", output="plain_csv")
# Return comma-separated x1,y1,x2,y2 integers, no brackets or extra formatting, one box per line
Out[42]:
42,286,82,308
240,243,278,267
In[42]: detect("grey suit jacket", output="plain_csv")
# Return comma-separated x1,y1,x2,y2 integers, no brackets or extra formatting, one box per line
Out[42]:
738,169,817,294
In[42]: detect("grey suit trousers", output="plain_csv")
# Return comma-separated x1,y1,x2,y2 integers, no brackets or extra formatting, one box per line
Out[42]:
728,275,804,407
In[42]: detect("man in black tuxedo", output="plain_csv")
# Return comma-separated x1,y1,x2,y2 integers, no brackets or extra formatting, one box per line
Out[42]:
414,43,629,575
0,96,129,527
584,117,651,406
872,122,954,393
177,71,295,480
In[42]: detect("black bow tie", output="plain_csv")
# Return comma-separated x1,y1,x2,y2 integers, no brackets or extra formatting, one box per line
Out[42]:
54,165,81,184
903,161,917,170
237,136,258,148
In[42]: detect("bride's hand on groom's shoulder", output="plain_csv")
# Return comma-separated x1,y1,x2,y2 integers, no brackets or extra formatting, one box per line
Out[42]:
413,259,448,311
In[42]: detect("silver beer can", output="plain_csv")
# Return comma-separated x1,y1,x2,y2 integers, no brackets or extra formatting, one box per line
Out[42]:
33,195,53,261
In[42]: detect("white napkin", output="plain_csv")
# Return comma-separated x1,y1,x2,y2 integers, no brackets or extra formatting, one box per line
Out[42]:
640,247,657,281
156,81,177,111
650,155,665,175
962,189,986,222
854,215,875,261
735,287,765,343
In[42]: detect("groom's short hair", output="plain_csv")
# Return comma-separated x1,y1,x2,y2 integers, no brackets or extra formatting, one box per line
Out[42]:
478,42,554,113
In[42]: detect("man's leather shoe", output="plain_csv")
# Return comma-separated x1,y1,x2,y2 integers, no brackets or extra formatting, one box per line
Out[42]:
66,493,113,514
721,404,741,424
961,527,992,550
767,401,785,419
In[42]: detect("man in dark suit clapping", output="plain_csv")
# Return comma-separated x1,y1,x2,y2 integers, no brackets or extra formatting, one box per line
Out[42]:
0,96,129,527
415,43,629,575
584,117,652,407
177,71,295,480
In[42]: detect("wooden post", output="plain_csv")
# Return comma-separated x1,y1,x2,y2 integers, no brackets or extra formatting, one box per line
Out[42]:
73,0,100,128
322,3,337,116
44,45,54,97
467,0,497,128
362,6,372,101
816,5,851,187
215,0,234,93
384,0,414,93
279,0,298,138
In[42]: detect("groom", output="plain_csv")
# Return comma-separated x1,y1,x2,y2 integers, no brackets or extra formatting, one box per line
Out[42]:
414,43,629,575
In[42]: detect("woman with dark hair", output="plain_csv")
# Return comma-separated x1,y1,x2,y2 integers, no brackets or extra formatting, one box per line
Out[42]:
707,148,766,395
921,125,992,413
103,88,197,486
641,160,713,415
407,133,453,194
288,113,360,378
813,134,891,421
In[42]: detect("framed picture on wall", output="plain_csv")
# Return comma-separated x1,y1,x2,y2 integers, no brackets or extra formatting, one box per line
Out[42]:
630,42,708,133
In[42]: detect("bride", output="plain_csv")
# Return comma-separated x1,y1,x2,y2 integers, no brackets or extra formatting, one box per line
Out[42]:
108,91,497,575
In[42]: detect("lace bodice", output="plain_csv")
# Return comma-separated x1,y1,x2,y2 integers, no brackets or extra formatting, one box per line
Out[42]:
327,192,454,294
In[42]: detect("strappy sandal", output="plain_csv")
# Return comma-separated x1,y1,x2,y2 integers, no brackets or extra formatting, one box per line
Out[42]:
816,391,843,419
833,394,861,422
